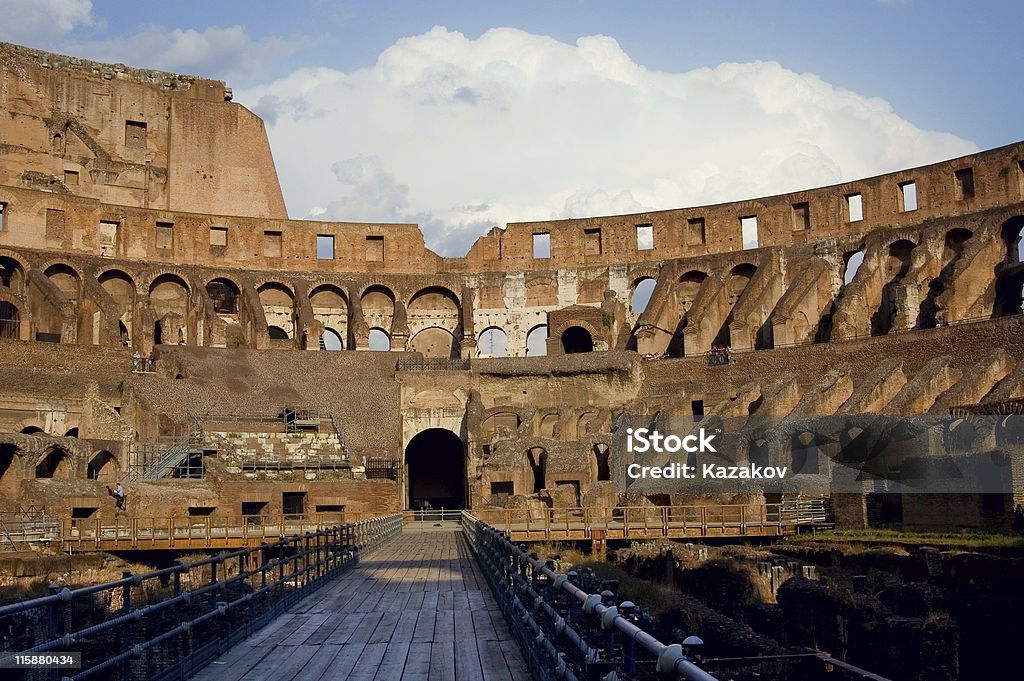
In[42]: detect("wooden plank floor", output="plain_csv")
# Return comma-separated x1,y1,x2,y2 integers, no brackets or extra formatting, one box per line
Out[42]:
192,529,530,681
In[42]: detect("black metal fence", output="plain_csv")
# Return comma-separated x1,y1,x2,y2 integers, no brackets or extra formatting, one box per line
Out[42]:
463,512,717,681
0,514,401,681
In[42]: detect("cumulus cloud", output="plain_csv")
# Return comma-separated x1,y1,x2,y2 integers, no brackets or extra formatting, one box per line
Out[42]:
65,25,305,80
237,26,977,256
0,0,94,44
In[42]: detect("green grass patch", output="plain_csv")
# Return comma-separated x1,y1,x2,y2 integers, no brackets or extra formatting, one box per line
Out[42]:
786,528,1024,549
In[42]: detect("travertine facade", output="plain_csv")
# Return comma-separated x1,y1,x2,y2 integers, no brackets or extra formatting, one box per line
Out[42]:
0,44,1022,531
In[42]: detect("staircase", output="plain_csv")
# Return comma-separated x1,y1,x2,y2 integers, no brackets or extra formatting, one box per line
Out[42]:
127,412,205,481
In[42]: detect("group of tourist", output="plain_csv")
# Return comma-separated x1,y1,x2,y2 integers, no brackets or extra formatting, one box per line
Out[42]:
708,344,732,366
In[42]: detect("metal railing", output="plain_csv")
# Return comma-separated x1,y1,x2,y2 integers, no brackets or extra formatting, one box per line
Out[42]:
0,514,401,681
473,502,834,540
236,455,352,472
463,512,717,681
403,509,464,523
54,512,393,551
0,507,59,550
395,355,471,371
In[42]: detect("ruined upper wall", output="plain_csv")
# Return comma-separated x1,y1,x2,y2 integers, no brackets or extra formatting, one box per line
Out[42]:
1,141,1021,274
0,42,287,220
458,142,1024,270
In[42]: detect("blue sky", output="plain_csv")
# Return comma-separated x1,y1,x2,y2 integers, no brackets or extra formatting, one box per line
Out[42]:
3,1,1020,254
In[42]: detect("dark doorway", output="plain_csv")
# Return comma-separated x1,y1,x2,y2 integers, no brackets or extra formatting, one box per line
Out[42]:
406,428,465,510
561,326,593,353
282,492,306,519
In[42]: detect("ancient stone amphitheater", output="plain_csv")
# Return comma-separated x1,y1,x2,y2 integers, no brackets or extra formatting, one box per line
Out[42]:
0,42,1021,537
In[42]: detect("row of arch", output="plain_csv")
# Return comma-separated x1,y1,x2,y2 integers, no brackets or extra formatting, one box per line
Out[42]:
0,443,119,489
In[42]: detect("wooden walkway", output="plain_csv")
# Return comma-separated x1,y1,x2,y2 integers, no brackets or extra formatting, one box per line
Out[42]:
192,528,530,681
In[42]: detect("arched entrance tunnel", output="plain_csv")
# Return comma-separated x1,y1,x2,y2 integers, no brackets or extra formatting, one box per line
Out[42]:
405,428,466,510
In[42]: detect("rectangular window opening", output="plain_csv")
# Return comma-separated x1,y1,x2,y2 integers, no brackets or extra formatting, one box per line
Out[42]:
188,506,216,517
686,217,706,246
846,193,863,222
264,230,283,258
899,181,918,212
316,234,335,260
282,492,307,518
241,501,268,525
584,228,602,255
635,224,654,251
791,202,811,231
64,170,79,186
691,399,704,417
124,120,147,149
740,216,758,250
155,221,173,250
955,168,975,200
532,232,551,259
71,507,98,519
0,202,6,231
366,235,384,262
99,220,119,257
209,226,228,247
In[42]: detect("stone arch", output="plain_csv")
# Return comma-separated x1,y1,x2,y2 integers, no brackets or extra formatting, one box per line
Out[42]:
872,239,916,336
477,326,508,358
20,425,43,435
561,325,594,353
207,277,241,314
843,250,865,285
87,450,119,482
258,282,296,340
407,286,460,332
669,270,709,356
361,285,395,334
577,411,602,437
0,442,19,494
368,327,391,351
405,428,465,509
35,446,74,479
409,326,457,358
150,273,190,344
791,430,822,475
99,269,136,344
45,262,81,303
0,254,28,294
526,324,548,356
630,277,657,314
538,413,560,438
918,228,974,328
268,326,289,340
310,284,349,346
994,216,1024,316
526,447,548,493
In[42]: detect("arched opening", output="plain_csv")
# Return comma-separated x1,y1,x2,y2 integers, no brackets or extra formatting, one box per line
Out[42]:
748,437,769,467
669,271,708,356
87,451,118,481
207,278,240,314
791,431,821,475
258,283,295,339
843,251,865,285
320,328,344,351
268,326,289,340
0,256,26,293
0,301,19,339
154,320,163,345
871,240,915,336
35,447,73,478
45,264,80,303
593,443,610,482
64,427,79,438
99,270,135,340
994,217,1024,316
918,228,973,328
118,321,129,345
477,327,508,358
527,447,548,493
20,425,43,435
406,428,465,509
150,274,189,345
526,324,548,357
360,286,395,335
409,326,457,358
716,264,756,347
368,328,391,351
310,285,348,344
631,277,657,314
561,326,594,353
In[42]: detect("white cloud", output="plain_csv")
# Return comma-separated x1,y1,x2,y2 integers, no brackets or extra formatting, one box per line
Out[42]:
65,25,305,80
0,0,94,44
237,26,977,256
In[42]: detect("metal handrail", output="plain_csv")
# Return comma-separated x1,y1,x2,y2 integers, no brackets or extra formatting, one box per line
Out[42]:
463,511,717,681
0,514,401,680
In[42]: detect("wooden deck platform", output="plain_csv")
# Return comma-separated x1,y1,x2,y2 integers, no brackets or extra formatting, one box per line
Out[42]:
191,528,529,681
